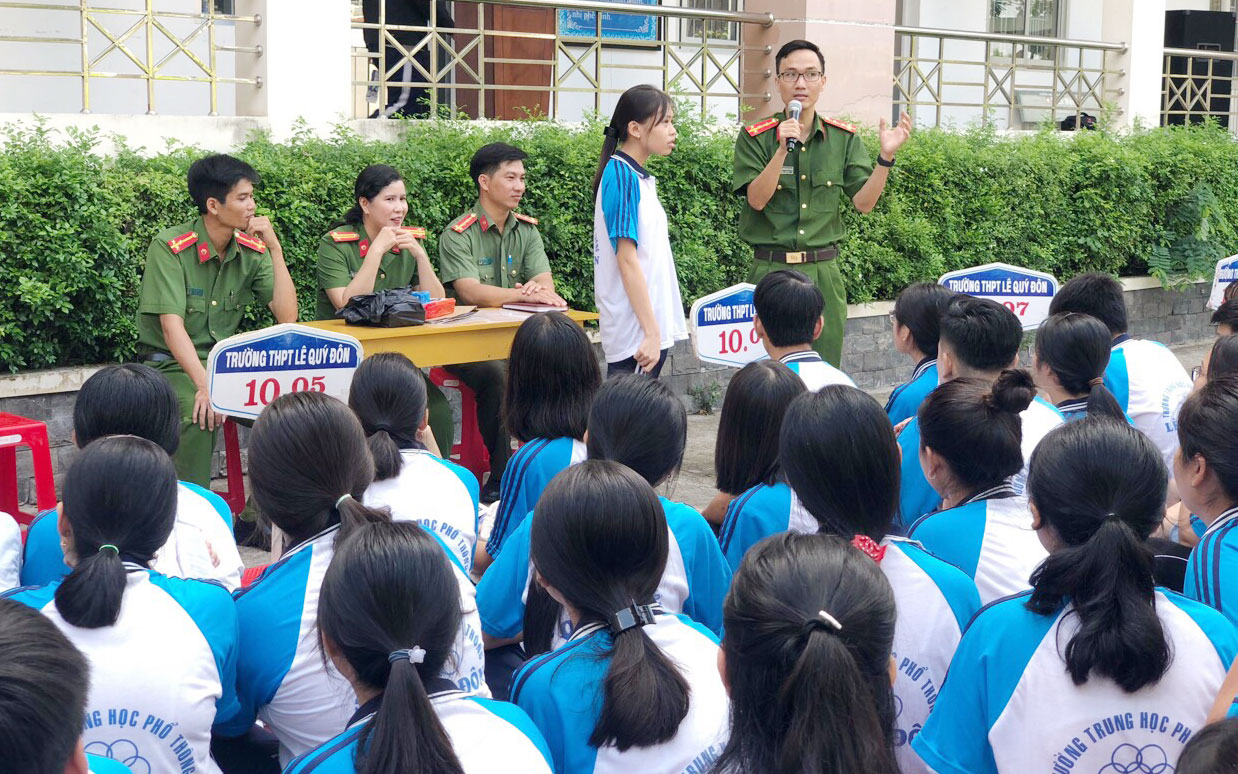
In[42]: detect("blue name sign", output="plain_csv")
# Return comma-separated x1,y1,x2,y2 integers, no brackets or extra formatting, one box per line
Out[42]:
939,263,1059,330
207,324,363,419
690,283,767,368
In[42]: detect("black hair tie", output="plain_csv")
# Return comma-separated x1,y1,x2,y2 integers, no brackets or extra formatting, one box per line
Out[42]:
603,125,621,140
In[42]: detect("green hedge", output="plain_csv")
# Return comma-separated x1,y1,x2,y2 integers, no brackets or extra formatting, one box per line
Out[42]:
2,116,1236,372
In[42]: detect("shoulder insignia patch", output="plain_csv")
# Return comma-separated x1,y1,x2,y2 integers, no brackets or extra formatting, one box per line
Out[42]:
329,231,360,242
234,231,267,253
513,212,539,226
166,231,198,254
401,226,427,239
745,117,779,137
451,213,479,233
823,117,858,133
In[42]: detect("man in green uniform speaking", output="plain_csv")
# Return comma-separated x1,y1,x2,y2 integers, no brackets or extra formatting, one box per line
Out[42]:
136,154,299,487
733,39,912,367
438,142,566,502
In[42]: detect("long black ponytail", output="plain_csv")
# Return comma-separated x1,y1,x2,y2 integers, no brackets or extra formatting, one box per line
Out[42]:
1025,419,1170,692
55,435,178,628
527,460,690,750
348,352,428,481
330,164,404,230
715,532,899,774
319,520,465,774
590,85,672,199
248,391,390,547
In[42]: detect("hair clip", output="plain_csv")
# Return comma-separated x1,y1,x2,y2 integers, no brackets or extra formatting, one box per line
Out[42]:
608,603,656,634
388,647,426,665
850,534,886,563
335,493,353,509
816,609,843,632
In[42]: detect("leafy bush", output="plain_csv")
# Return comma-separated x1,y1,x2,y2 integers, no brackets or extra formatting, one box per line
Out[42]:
1,116,1235,372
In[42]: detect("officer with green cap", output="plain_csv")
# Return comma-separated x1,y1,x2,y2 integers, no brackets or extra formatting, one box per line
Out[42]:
438,142,565,503
733,38,911,367
136,154,299,487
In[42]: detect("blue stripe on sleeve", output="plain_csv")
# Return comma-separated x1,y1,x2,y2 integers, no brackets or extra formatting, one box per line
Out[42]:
600,159,641,251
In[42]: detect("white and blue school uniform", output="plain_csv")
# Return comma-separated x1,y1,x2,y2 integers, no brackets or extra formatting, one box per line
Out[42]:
477,497,732,643
282,684,553,774
913,588,1238,774
5,565,239,774
221,523,488,767
593,150,688,365
87,754,133,773
487,437,586,560
896,397,1063,528
1056,397,1135,425
907,485,1047,605
22,482,243,591
885,357,937,426
0,511,20,590
1104,335,1193,472
779,350,855,391
1185,507,1238,631
363,448,480,571
718,481,813,572
510,609,729,774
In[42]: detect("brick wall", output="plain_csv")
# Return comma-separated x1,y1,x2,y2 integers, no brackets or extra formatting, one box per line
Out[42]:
0,278,1216,504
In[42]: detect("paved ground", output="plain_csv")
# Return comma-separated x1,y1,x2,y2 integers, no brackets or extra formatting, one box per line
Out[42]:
237,339,1213,568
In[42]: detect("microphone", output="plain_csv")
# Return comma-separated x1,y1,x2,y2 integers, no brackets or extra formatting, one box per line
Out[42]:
786,100,802,153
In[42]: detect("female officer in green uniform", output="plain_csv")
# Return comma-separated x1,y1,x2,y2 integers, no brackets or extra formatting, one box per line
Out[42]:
733,39,912,368
316,164,453,452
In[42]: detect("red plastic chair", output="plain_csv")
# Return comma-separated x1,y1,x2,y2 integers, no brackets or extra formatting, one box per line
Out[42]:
429,367,490,485
217,418,247,517
0,412,58,527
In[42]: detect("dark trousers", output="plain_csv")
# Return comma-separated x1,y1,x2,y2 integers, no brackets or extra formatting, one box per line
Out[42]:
444,360,510,488
605,347,670,379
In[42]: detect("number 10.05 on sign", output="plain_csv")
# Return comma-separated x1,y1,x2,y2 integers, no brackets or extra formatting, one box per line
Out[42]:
690,283,769,369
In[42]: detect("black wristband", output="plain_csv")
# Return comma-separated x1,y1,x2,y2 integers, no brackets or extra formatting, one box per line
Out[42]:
877,154,895,168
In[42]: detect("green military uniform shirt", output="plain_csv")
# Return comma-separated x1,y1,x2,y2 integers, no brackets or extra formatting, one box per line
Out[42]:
732,112,873,250
136,216,275,358
315,226,425,320
437,202,551,293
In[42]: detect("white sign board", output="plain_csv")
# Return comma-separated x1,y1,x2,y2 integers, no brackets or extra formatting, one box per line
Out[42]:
207,323,363,420
689,283,768,368
938,262,1059,331
1207,254,1238,310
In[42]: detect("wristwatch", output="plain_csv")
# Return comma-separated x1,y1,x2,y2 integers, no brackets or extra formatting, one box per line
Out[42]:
877,154,895,168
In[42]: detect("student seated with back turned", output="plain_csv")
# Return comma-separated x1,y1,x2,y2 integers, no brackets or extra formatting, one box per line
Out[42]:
914,420,1238,774
885,281,955,426
1049,272,1191,476
776,386,980,774
23,363,242,590
897,295,1063,528
1032,311,1130,424
478,375,731,649
509,461,729,773
752,269,855,391
482,312,601,569
5,436,240,774
0,598,133,774
282,520,552,774
707,359,805,531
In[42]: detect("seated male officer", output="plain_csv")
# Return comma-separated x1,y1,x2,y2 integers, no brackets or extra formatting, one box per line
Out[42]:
438,142,566,502
136,154,298,487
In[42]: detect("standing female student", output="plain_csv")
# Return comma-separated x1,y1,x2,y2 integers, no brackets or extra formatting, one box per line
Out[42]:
316,164,452,451
4,436,239,774
711,360,805,545
715,533,900,774
510,461,729,772
885,282,954,426
216,392,485,767
477,375,731,646
282,520,552,774
351,352,480,571
914,420,1238,774
777,385,980,774
907,370,1048,604
1032,312,1128,423
484,312,601,564
592,84,688,377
